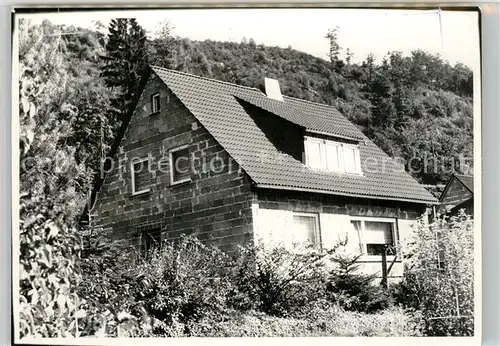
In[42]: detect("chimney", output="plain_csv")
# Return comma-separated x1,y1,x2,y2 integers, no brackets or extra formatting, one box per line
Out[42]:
264,77,283,102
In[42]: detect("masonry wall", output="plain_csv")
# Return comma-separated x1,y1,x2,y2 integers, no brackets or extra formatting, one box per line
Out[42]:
252,189,427,282
439,178,473,215
91,73,254,252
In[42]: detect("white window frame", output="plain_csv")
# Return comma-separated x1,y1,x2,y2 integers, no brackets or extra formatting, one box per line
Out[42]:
130,157,151,196
304,136,362,175
169,144,192,186
350,216,398,260
292,212,322,249
151,93,161,114
341,143,362,174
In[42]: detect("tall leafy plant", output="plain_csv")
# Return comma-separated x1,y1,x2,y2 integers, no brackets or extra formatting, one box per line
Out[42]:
395,211,474,336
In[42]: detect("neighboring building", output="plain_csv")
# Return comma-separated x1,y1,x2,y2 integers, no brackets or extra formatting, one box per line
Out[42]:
438,174,474,217
90,66,437,281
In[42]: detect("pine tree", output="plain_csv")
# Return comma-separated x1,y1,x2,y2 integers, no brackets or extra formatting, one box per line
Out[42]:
101,18,149,121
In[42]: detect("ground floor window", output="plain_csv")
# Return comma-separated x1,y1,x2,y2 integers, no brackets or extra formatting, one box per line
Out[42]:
292,212,321,248
141,228,162,257
351,217,397,256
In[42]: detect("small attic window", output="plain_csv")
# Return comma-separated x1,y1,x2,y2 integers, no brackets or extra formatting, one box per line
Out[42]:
151,93,161,113
304,136,362,175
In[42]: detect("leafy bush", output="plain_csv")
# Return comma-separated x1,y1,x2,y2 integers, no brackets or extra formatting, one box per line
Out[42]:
325,252,393,313
394,211,474,336
230,242,343,316
122,235,235,336
77,227,153,337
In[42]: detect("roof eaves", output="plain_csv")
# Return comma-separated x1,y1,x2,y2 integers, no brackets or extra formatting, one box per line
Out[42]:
255,183,439,205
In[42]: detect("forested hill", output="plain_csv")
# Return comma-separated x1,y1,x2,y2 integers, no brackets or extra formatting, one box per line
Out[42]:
20,20,474,192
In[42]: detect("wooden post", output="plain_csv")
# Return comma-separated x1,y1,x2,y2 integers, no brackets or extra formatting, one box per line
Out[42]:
381,245,388,289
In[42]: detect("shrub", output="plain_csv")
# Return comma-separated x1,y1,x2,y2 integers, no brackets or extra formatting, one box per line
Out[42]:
124,235,236,336
230,242,342,316
325,252,392,313
77,226,153,337
394,211,474,336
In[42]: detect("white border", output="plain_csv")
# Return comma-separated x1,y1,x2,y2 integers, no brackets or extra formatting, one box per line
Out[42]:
8,4,486,346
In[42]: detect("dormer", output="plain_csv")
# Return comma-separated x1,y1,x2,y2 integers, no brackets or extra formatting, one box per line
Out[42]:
304,135,362,175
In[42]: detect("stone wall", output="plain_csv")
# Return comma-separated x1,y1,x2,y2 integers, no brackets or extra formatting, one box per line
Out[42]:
91,73,254,252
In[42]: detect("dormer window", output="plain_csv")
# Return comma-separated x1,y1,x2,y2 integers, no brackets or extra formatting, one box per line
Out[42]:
151,93,161,113
304,136,362,174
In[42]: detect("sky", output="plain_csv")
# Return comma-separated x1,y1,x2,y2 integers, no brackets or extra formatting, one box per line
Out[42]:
21,8,480,68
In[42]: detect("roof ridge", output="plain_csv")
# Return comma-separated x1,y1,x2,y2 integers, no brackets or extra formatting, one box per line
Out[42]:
454,173,473,178
150,65,263,93
283,95,340,111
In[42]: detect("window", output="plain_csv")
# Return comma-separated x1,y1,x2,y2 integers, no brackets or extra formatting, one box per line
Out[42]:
292,213,321,248
130,157,151,195
152,93,160,113
304,136,361,174
169,145,191,185
351,218,397,256
141,228,162,257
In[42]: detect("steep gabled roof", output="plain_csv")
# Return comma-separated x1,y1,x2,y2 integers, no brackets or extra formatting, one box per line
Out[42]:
454,174,474,193
152,66,437,204
439,174,474,203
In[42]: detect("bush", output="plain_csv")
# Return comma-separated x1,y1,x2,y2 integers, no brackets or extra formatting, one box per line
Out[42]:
394,211,474,336
230,242,341,316
77,226,153,337
124,235,236,336
325,252,393,313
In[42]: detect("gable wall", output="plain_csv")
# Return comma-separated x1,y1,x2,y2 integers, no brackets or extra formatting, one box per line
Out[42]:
439,178,473,214
252,188,427,282
91,73,254,252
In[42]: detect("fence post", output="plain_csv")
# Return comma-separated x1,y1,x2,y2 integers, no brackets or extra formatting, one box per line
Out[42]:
381,245,388,288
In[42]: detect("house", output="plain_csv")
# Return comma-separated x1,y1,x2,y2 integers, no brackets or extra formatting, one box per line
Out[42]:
90,66,438,282
438,174,474,217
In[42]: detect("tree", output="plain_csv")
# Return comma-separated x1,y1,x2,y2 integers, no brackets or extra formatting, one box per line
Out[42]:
148,20,176,69
100,18,149,121
325,26,341,65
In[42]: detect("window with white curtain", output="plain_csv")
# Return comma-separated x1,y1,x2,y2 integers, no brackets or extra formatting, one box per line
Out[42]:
292,212,320,248
351,218,397,256
304,136,361,174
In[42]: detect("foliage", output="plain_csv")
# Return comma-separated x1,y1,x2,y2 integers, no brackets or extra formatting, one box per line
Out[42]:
230,242,345,316
394,211,474,336
188,303,422,337
77,227,153,337
19,19,88,338
101,18,149,121
325,252,393,313
18,19,116,338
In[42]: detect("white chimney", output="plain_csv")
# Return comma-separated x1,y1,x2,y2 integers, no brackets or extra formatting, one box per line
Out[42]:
264,77,283,102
